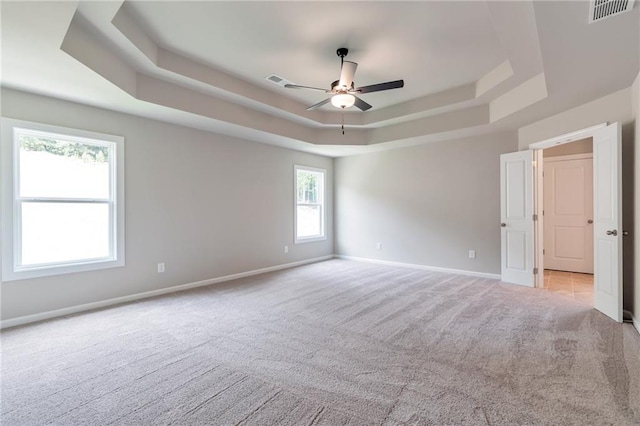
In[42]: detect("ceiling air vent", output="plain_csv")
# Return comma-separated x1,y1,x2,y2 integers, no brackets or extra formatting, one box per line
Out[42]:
265,74,293,87
589,0,635,23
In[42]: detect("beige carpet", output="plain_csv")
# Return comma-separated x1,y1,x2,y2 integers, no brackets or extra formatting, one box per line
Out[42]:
1,259,639,425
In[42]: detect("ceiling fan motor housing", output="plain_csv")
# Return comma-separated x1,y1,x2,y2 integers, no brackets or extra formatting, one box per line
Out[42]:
331,80,354,93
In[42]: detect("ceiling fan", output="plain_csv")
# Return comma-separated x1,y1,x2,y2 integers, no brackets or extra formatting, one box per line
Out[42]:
285,48,404,112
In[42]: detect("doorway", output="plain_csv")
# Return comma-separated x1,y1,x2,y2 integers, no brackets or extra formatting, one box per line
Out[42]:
541,138,594,305
500,122,623,322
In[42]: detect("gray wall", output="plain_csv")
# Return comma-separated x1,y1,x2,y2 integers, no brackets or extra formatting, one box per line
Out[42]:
334,132,518,275
518,88,632,149
0,89,333,320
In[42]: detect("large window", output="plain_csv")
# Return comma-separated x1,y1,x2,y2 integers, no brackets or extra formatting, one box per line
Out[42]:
1,119,125,281
295,165,326,243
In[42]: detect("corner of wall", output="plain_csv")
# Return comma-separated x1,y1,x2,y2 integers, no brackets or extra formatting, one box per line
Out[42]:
634,69,640,323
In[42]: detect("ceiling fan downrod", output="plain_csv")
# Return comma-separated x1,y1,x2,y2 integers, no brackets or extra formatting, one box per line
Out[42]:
336,47,348,67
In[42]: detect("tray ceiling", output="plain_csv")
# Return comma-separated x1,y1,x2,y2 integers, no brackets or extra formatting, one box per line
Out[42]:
1,1,638,156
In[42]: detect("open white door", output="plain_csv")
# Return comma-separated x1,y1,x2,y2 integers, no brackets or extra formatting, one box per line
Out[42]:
500,150,535,287
593,122,622,322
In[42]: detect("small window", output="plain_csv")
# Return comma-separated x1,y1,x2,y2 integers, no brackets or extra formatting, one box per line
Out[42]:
295,165,326,243
1,119,125,281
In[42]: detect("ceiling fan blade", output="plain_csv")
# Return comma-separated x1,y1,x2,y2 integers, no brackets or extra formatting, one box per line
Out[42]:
355,79,404,94
306,98,332,111
338,61,358,90
353,96,372,112
284,84,329,93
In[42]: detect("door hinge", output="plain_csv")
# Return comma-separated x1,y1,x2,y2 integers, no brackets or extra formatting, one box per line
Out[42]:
533,268,539,275
533,214,538,221
543,249,545,255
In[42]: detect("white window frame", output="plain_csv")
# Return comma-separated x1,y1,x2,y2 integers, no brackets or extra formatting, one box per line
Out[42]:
1,118,125,281
294,165,326,244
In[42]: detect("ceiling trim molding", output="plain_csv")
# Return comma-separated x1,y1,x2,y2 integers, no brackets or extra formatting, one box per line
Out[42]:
490,73,548,122
53,1,559,152
108,2,532,129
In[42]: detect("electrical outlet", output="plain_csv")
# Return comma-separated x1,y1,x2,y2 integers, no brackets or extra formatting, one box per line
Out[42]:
284,245,289,253
376,242,382,250
468,250,476,259
157,263,165,273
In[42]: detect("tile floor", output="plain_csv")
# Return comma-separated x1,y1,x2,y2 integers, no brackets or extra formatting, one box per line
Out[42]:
544,269,594,305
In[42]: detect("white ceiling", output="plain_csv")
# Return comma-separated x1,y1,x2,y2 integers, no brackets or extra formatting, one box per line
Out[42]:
126,1,506,109
1,1,638,157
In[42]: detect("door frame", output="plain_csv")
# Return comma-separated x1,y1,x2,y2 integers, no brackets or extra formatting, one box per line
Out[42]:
527,123,606,289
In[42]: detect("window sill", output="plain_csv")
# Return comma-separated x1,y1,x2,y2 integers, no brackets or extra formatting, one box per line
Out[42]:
2,258,125,282
294,236,327,244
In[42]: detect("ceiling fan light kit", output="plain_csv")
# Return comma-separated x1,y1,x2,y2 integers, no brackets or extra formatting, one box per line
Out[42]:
331,93,356,109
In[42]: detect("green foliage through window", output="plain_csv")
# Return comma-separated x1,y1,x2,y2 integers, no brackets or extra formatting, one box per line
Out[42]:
19,135,108,163
297,171,319,204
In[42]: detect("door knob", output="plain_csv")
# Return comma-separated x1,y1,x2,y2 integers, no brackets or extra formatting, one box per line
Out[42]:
606,230,618,236
501,223,507,227
587,219,593,224
623,230,630,236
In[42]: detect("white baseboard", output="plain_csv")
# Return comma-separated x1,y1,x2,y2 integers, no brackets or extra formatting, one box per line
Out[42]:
0,255,333,330
334,255,501,280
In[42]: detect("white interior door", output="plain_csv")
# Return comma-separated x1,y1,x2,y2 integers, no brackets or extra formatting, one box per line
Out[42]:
593,123,622,322
501,150,534,287
544,156,593,273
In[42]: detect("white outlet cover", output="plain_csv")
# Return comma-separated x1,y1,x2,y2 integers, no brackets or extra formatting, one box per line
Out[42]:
284,246,289,253
157,263,165,273
376,242,382,250
468,250,476,259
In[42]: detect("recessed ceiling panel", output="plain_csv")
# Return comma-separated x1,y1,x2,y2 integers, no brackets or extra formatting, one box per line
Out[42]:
126,1,508,109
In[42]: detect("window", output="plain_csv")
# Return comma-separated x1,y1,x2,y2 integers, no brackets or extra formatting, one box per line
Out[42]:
1,119,125,281
295,165,326,243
